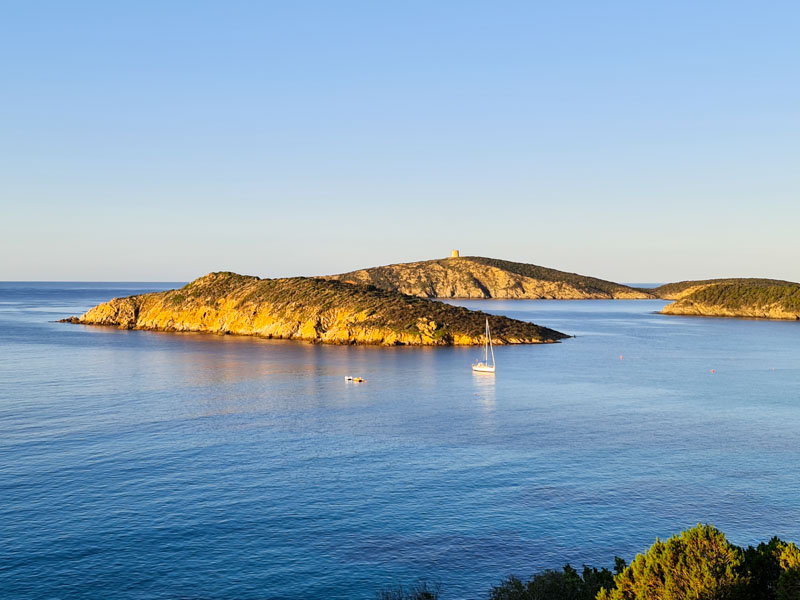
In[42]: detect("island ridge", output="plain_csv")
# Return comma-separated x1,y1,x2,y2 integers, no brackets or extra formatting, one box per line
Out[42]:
324,255,654,300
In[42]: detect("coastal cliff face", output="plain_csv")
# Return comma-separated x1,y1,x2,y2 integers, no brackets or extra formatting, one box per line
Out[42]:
325,256,653,300
661,282,800,320
65,272,568,346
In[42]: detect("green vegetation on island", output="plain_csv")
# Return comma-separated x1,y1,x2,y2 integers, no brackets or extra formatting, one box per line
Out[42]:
64,271,567,346
326,256,653,300
649,278,798,300
379,524,800,600
660,281,800,320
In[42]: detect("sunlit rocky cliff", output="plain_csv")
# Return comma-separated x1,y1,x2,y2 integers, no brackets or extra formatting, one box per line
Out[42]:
325,256,653,299
64,272,568,345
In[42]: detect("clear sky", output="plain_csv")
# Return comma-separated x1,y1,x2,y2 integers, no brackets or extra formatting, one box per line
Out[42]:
1,1,798,282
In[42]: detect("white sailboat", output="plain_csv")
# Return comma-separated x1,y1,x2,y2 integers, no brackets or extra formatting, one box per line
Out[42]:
472,318,496,373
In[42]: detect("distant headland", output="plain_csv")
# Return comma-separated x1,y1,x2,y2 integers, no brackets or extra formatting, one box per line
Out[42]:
659,279,800,320
324,253,653,300
62,271,568,346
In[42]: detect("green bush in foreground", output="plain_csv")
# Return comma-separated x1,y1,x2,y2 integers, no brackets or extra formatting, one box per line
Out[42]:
777,541,800,600
376,581,440,600
597,524,742,600
377,524,800,600
489,563,618,600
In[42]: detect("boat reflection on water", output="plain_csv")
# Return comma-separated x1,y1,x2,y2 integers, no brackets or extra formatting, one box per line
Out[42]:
472,365,496,412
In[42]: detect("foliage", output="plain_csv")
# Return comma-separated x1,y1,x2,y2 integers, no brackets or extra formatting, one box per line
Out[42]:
596,524,743,600
740,537,784,599
489,564,617,600
102,271,567,343
333,256,648,298
182,271,255,298
777,542,800,600
236,276,565,340
378,527,800,600
466,257,644,296
681,283,800,313
652,278,797,299
737,537,800,600
375,581,440,600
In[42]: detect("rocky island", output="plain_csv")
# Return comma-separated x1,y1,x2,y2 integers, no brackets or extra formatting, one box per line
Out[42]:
63,271,568,345
325,254,653,299
659,279,800,320
649,277,798,300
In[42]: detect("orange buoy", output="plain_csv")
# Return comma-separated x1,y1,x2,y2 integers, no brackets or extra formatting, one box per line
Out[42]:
710,369,715,374
620,355,623,360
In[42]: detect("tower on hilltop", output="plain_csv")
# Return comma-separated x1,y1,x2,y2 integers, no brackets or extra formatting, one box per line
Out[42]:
450,249,460,258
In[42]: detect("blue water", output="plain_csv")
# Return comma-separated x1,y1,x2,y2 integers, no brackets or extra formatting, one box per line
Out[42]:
2,283,799,599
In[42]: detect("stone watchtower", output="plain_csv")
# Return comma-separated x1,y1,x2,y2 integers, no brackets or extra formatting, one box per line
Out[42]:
450,249,460,258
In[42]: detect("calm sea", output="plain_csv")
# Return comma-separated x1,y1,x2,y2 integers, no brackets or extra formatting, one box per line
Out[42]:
2,283,799,599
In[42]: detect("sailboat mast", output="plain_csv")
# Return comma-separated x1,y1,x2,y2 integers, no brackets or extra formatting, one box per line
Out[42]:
484,318,488,362
488,319,495,366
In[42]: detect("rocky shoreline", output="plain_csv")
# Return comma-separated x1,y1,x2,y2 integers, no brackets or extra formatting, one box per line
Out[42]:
660,281,800,320
63,272,568,346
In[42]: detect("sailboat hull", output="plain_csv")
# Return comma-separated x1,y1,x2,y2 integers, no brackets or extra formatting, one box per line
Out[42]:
472,363,496,373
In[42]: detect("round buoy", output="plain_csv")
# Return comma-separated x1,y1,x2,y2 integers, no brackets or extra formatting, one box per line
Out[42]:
710,369,715,374
620,355,623,360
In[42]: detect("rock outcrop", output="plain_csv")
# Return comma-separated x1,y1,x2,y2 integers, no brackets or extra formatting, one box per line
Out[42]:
661,281,800,320
324,256,653,299
63,272,568,345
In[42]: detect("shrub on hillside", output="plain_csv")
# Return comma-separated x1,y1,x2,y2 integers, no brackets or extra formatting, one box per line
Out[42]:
375,581,440,600
489,564,617,600
596,524,743,600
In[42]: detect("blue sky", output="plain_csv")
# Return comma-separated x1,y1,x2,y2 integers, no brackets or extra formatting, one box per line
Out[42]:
1,1,798,282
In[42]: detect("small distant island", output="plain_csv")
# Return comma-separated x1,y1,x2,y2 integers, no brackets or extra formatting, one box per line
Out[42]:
649,277,798,300
659,279,800,320
63,272,568,346
324,252,653,300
